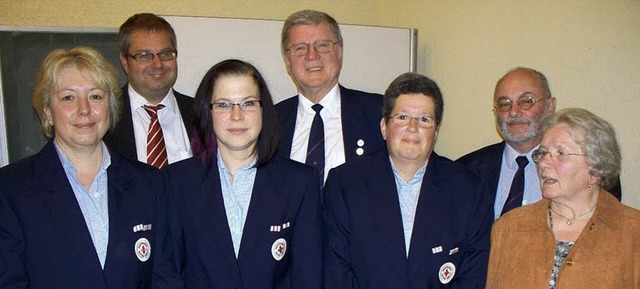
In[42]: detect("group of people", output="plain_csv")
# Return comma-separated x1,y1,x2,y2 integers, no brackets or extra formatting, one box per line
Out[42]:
0,9,638,289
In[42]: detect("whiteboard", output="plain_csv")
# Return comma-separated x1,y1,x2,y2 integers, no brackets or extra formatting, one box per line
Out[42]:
163,16,416,103
0,18,415,166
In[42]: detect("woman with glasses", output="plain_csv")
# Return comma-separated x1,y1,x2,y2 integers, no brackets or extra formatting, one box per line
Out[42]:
160,59,321,288
323,73,493,288
486,108,640,288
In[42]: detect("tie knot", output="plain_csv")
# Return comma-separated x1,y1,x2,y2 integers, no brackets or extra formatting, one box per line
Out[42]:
144,104,165,116
312,104,323,114
516,156,529,168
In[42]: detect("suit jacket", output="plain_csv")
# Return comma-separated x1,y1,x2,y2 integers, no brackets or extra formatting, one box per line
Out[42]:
323,150,493,289
104,86,194,161
456,141,622,203
486,192,640,289
162,156,322,289
275,85,385,163
0,141,166,289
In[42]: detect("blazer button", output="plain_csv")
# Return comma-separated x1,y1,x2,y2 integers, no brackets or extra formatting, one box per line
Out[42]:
565,259,574,266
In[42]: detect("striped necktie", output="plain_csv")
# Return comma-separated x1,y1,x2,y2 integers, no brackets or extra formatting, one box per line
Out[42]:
144,104,168,169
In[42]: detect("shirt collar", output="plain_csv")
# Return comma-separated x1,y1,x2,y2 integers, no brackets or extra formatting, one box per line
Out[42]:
388,156,428,185
504,143,538,169
128,84,178,112
53,140,111,173
297,84,341,118
216,150,258,175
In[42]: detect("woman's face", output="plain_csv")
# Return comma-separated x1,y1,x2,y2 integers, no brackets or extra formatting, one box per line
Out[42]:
44,66,110,153
211,74,262,158
537,123,596,202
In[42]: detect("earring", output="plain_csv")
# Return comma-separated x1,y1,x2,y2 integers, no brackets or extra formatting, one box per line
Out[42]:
587,184,592,189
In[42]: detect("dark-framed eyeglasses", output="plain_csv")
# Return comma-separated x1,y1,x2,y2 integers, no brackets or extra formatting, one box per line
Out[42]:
127,51,177,63
210,100,263,112
494,95,549,112
285,40,341,56
531,149,586,164
389,114,436,128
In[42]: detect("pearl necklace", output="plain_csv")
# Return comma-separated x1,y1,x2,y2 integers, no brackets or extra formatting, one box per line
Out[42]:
549,203,597,226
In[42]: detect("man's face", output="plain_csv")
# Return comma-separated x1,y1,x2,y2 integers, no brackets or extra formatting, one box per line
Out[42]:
494,71,555,145
119,30,177,103
283,22,343,99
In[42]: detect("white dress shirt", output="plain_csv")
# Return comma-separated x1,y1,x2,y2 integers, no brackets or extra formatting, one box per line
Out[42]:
290,84,345,183
128,86,192,164
494,144,542,219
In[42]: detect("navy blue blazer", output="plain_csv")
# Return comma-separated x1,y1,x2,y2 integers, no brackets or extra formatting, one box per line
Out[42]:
323,150,493,289
103,86,194,161
456,141,622,202
275,85,385,162
0,141,166,289
162,156,322,289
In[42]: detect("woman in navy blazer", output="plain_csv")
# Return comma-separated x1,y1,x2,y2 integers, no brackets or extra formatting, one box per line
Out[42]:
161,59,322,289
0,47,166,288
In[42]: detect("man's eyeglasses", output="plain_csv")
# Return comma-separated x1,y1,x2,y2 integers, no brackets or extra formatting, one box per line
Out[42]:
494,95,549,112
389,114,436,129
127,51,177,63
531,149,586,164
285,40,341,56
210,100,262,112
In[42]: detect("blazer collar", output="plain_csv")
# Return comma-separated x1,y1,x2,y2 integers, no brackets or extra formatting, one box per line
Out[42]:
367,150,410,287
339,85,367,163
35,142,106,272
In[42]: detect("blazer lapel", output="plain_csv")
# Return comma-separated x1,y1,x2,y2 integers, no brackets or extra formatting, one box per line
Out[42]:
237,163,285,260
37,143,104,270
277,97,298,158
406,153,449,278
368,153,410,287
190,160,238,264
340,87,366,163
103,155,136,273
486,142,506,198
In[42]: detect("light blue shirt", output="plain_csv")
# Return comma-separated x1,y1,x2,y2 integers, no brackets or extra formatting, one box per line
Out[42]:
494,144,542,219
389,157,428,257
55,140,110,269
217,151,257,258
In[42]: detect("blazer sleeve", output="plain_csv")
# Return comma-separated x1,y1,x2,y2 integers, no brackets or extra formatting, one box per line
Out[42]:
0,188,29,289
291,168,323,289
322,169,357,289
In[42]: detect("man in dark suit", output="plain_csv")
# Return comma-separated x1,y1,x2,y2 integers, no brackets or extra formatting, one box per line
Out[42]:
457,67,621,220
104,13,193,168
323,73,493,288
277,10,385,183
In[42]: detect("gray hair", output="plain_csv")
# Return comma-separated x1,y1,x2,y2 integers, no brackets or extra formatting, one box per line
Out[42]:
281,10,343,52
541,108,621,190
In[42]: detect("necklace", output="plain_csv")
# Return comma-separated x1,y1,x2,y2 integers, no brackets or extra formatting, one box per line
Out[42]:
549,203,597,226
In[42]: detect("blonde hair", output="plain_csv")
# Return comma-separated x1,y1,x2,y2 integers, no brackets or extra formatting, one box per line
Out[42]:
32,46,121,138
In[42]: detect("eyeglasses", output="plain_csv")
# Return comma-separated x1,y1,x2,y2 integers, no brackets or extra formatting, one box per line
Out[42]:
210,100,262,112
494,95,549,112
285,40,341,56
127,51,177,63
389,114,436,128
531,149,586,164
